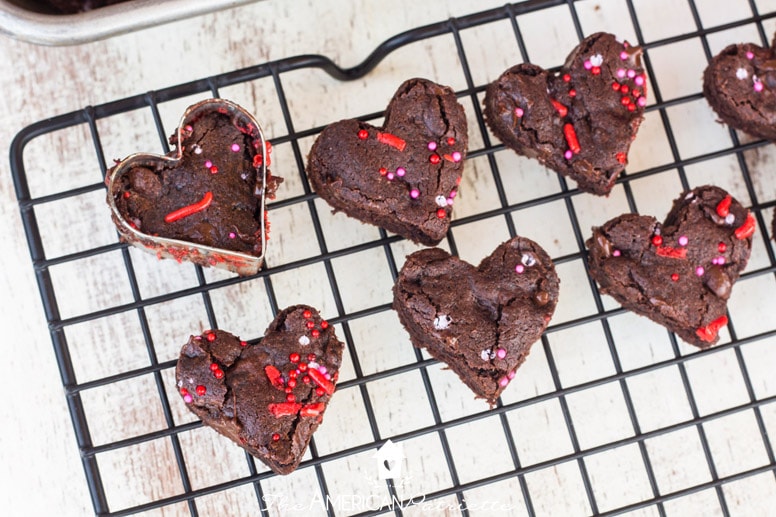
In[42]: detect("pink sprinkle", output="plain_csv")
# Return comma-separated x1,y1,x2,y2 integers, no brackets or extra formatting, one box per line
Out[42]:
515,264,525,274
499,377,509,387
617,68,626,78
635,75,645,86
185,125,193,133
183,394,193,403
496,348,507,359
507,370,516,380
620,51,628,60
205,160,212,168
678,235,688,246
716,256,726,265
396,167,406,177
231,143,240,152
627,69,636,78
584,60,593,70
746,51,754,60
446,197,454,206
712,257,720,265
754,81,764,92
228,232,236,239
387,172,395,180
613,250,621,257
637,97,647,107
324,373,332,380
318,366,327,375
564,150,573,160
410,189,420,199
515,107,524,117
696,266,705,276
427,141,437,151
449,190,457,199
452,151,462,162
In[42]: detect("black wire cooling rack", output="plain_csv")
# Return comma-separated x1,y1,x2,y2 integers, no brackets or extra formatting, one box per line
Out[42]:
11,0,776,515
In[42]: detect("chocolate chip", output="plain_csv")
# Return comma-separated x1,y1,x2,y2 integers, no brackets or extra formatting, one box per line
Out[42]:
704,266,733,299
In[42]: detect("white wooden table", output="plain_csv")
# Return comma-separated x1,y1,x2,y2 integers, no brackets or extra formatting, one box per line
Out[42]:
2,1,775,516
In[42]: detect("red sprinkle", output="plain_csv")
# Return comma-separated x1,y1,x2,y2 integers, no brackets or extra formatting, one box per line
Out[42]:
268,402,302,417
621,96,631,106
718,242,727,253
429,153,441,164
289,353,300,363
651,235,663,246
563,73,571,82
209,363,219,371
298,362,308,372
308,369,335,395
671,273,679,282
272,433,280,441
180,388,189,396
612,82,621,91
286,394,296,403
315,387,326,397
627,104,636,112
591,66,601,75
716,195,732,217
320,321,329,329
551,99,568,117
311,329,320,338
447,137,456,145
620,85,630,94
213,369,224,379
569,89,576,97
302,375,311,384
164,191,213,223
240,340,248,347
196,385,206,396
357,129,369,140
656,246,688,259
122,191,131,199
376,132,406,151
563,123,581,154
307,353,316,362
265,365,284,389
206,332,216,342
696,315,729,343
210,166,218,174
288,370,297,379
287,378,297,388
306,321,315,329
303,309,312,319
253,154,263,167
436,208,446,219
300,403,325,417
735,213,756,240
616,152,627,164
379,167,388,176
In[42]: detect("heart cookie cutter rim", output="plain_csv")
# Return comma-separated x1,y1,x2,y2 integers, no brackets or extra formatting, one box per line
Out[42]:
105,98,269,276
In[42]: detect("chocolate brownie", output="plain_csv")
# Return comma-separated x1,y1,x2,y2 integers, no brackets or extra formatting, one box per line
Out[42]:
176,306,344,475
392,237,559,405
703,35,776,141
108,100,282,275
39,0,128,14
484,33,646,196
307,78,468,246
587,186,754,348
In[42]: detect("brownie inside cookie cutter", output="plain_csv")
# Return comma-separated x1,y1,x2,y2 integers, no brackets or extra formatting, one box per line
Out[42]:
105,98,270,276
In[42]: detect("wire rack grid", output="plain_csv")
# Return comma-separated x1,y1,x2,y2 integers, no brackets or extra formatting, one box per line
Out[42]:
10,0,776,515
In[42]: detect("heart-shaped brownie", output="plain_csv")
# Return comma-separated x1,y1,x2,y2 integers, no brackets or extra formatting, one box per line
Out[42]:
175,305,344,475
106,99,282,276
484,33,646,196
307,78,468,246
392,237,559,405
587,186,754,348
703,34,776,140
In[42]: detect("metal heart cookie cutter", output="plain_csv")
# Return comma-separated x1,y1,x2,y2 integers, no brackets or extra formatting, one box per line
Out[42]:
106,98,272,276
